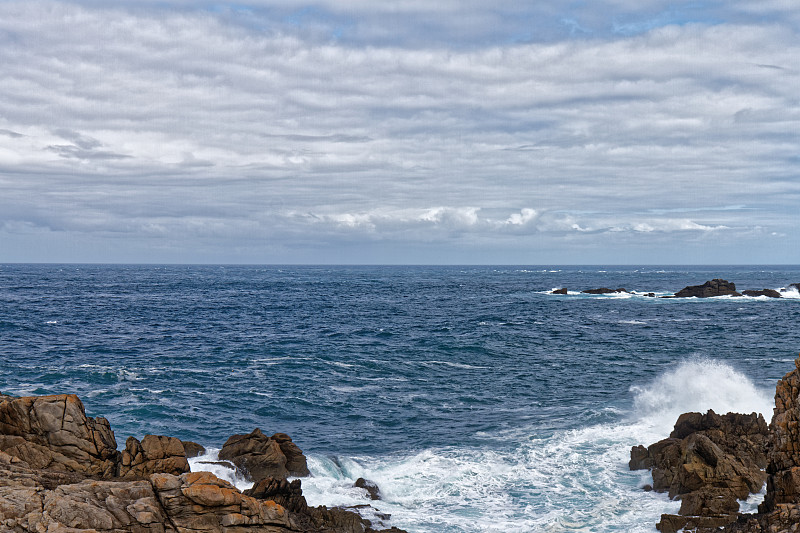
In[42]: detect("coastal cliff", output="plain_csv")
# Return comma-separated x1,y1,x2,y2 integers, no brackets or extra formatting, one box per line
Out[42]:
0,393,404,533
632,355,800,533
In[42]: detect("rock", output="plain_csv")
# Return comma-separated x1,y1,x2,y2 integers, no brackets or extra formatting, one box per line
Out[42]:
182,439,206,458
245,476,309,513
0,393,119,478
645,292,656,297
631,409,769,531
674,279,741,298
355,477,382,500
581,287,628,294
551,288,568,294
742,289,781,298
658,513,740,533
119,434,190,478
219,428,309,482
0,393,407,533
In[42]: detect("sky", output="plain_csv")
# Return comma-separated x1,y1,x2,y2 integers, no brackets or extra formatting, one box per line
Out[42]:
0,1,798,264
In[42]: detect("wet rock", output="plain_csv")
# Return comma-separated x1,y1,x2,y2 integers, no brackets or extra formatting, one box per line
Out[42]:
631,410,769,531
674,279,741,298
355,477,382,500
551,288,568,294
581,287,628,294
742,289,782,298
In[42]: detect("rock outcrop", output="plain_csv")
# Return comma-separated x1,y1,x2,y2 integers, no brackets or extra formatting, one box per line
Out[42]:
630,410,770,532
219,428,310,482
0,393,405,533
722,356,800,532
673,279,741,298
119,434,191,478
0,394,119,478
551,288,568,294
581,287,628,294
742,289,782,298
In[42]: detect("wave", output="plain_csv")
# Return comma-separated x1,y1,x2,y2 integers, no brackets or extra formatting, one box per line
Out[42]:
289,360,772,532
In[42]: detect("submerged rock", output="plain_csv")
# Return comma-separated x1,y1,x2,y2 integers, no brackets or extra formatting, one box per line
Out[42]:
674,279,741,298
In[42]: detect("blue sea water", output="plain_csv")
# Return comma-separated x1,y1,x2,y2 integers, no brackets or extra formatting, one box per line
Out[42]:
1,264,799,532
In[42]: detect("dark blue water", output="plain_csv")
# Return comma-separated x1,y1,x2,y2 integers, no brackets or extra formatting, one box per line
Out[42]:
2,264,798,532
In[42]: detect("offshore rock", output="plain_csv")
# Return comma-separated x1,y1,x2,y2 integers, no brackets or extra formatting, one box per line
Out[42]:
219,428,310,482
581,287,627,294
551,287,568,294
674,279,741,298
631,410,769,532
119,434,190,478
0,393,119,478
742,289,782,298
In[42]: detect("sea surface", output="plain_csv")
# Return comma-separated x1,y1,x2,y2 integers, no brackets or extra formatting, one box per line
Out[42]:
2,264,800,532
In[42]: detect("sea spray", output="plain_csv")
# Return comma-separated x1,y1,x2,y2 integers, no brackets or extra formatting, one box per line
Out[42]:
297,359,774,533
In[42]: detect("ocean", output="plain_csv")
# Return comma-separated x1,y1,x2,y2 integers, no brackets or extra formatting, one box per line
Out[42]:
1,264,799,532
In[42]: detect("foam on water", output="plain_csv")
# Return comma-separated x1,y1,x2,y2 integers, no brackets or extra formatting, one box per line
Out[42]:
188,448,253,492
298,360,773,533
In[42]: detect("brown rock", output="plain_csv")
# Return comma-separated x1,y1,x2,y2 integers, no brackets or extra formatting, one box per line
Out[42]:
182,440,206,458
119,434,190,478
355,478,382,500
245,476,309,513
551,288,568,294
0,393,119,478
218,428,309,482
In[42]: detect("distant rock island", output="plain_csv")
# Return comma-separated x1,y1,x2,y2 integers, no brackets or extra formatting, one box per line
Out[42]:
0,392,404,533
631,354,800,532
552,279,796,298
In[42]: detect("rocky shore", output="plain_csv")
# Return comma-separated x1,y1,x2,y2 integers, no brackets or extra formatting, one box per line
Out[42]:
0,392,405,533
552,279,798,298
632,354,800,533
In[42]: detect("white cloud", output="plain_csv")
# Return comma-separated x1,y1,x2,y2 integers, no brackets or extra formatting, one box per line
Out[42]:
0,1,798,262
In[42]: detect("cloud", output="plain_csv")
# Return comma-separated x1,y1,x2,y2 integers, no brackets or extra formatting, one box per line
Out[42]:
0,1,798,263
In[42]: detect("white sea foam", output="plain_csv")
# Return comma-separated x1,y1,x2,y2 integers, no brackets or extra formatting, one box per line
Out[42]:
299,359,772,533
188,448,253,492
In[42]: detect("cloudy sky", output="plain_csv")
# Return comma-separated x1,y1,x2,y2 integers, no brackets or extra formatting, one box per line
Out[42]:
1,1,798,264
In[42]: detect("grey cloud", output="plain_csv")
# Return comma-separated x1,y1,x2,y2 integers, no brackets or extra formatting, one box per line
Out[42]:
0,1,798,263
0,129,24,138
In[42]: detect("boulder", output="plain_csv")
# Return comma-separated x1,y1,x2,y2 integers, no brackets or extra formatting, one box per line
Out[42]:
119,434,190,478
742,289,781,298
355,477,382,500
219,428,309,482
182,440,207,458
245,476,309,513
0,393,119,478
551,288,568,294
674,279,741,298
